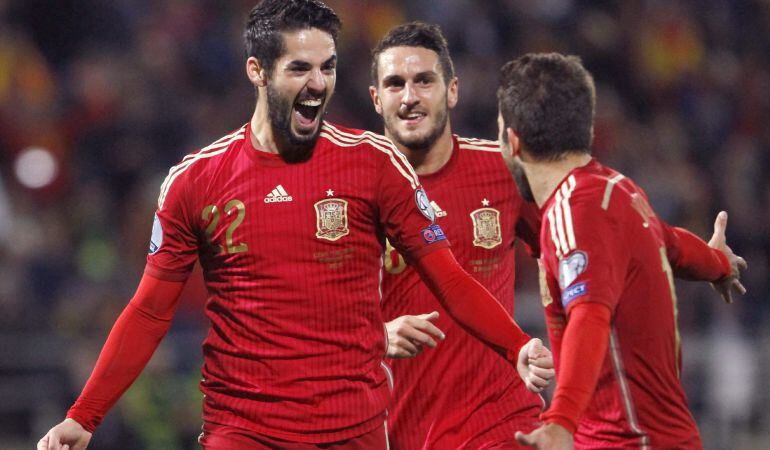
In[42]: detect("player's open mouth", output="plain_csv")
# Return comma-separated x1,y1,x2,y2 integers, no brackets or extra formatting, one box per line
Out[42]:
294,97,323,130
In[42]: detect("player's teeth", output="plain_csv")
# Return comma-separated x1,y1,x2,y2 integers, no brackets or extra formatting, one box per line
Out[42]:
298,99,322,107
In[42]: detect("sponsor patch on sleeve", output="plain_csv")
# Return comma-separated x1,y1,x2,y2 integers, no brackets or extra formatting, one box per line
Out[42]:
148,213,163,254
558,250,588,289
415,187,437,222
561,281,587,306
421,223,446,244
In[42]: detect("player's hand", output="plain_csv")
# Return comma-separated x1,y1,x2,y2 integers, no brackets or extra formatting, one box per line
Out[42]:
385,311,445,358
37,418,92,450
515,423,573,449
708,211,748,304
516,338,555,393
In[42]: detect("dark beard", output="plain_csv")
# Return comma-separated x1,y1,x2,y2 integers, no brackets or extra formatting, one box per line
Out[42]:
386,101,449,152
267,84,321,163
509,157,535,203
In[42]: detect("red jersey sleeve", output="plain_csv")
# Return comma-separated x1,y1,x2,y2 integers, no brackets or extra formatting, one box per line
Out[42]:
661,223,731,282
145,169,199,281
375,142,449,260
548,189,629,315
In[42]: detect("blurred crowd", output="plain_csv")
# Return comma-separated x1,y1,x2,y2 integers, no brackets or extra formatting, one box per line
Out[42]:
0,0,768,449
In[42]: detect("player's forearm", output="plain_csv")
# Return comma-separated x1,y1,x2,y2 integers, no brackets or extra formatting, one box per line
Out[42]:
542,302,611,434
665,225,730,281
413,248,530,361
66,274,184,432
67,303,172,431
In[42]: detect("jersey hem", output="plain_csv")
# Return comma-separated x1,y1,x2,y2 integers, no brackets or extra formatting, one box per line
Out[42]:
203,410,387,444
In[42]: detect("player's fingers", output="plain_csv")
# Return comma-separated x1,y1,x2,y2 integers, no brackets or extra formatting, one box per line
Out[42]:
524,375,547,392
401,327,438,348
415,311,439,322
732,279,747,295
527,372,550,389
399,338,420,356
37,436,48,450
413,320,445,341
736,256,748,271
712,211,727,241
515,431,537,447
46,432,62,450
528,364,556,381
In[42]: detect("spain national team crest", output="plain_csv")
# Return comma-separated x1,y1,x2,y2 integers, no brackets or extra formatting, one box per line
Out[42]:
470,207,502,249
314,198,349,241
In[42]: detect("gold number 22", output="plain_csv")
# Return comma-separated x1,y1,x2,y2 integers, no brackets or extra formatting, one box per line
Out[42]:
201,200,248,254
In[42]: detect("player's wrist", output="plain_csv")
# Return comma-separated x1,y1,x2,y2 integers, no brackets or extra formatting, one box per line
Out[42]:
541,413,577,435
713,248,732,281
66,407,98,433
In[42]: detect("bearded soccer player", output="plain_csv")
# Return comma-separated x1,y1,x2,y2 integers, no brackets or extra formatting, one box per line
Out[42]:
368,23,550,449
37,2,555,450
494,53,747,449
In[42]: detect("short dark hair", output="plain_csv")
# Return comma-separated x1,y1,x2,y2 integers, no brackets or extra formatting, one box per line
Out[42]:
370,21,455,86
244,0,341,75
497,53,596,161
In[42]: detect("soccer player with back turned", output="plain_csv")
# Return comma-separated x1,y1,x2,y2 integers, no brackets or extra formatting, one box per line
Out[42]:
495,53,747,449
37,2,554,449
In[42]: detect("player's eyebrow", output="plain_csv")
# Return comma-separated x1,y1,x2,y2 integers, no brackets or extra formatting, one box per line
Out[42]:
382,74,405,87
414,71,438,82
286,60,313,71
321,55,337,68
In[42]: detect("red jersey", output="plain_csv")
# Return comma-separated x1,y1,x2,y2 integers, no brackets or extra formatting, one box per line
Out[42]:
381,136,543,449
539,159,701,448
146,122,448,443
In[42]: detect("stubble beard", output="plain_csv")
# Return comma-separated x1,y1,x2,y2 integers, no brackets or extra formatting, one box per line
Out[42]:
386,100,449,153
267,84,323,163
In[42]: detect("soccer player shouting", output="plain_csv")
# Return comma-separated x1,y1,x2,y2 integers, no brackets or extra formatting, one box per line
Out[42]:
496,53,747,449
37,2,553,449
369,23,549,449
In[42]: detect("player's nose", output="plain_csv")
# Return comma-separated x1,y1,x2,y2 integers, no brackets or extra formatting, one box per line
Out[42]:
401,82,419,107
307,69,326,94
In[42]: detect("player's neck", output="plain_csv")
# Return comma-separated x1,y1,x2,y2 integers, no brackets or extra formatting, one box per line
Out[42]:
527,153,593,207
388,124,454,176
249,102,280,154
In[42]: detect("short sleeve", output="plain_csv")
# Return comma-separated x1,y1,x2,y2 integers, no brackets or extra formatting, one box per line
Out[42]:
375,145,449,262
548,192,629,315
144,173,199,281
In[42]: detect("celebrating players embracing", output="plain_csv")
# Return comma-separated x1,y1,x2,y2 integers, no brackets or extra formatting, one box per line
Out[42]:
37,3,553,450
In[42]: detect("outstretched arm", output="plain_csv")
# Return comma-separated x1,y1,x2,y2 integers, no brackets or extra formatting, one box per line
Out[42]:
664,211,747,302
413,247,554,392
37,273,185,450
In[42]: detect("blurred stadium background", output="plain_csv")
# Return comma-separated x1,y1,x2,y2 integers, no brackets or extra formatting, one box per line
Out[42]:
1,0,768,448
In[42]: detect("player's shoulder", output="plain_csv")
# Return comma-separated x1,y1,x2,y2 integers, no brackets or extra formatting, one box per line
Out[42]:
157,124,247,208
455,135,501,154
319,122,397,154
545,161,634,225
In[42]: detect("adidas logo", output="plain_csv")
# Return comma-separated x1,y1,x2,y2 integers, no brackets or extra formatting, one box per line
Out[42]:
431,201,447,217
264,185,293,203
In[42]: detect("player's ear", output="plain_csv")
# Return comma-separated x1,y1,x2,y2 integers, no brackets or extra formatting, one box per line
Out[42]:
369,85,383,115
506,127,522,157
246,57,268,87
446,77,459,110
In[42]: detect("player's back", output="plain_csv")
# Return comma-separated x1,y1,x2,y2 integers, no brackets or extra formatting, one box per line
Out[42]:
540,160,702,449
